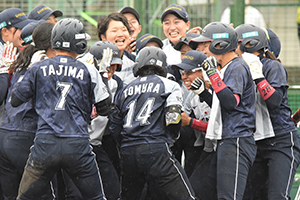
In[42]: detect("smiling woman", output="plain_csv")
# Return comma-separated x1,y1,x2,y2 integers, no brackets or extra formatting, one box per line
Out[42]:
97,13,136,86
161,4,190,66
98,13,131,57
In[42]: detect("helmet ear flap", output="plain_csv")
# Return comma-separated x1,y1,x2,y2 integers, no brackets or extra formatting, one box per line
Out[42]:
209,40,230,55
75,40,87,54
240,38,260,53
249,39,259,46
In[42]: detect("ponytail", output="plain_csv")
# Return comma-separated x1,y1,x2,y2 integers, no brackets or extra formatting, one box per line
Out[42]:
9,44,37,73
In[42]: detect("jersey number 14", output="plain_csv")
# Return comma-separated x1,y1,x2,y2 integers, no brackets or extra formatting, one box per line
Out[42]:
124,98,155,127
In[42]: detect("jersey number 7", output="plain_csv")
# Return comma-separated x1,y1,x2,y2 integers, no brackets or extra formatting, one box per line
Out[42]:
55,81,73,110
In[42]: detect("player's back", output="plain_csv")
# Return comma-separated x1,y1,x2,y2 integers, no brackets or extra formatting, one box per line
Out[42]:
14,55,108,137
1,69,38,133
114,74,181,147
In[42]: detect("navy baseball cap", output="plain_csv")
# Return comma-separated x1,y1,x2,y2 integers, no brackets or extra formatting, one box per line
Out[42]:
172,50,207,71
174,33,200,51
0,8,33,30
161,4,189,22
21,19,47,46
118,6,140,24
136,33,163,54
28,5,63,21
266,28,281,58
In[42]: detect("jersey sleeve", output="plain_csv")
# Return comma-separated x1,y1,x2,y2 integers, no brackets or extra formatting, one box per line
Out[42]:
12,65,37,103
85,62,110,104
224,62,249,96
163,78,183,108
0,73,9,104
263,59,288,88
109,90,124,135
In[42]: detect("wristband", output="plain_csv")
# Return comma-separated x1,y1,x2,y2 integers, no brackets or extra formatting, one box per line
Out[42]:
209,72,226,93
256,79,275,100
292,108,300,124
190,118,208,133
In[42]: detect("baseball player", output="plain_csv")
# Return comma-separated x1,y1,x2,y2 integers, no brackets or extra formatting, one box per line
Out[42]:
98,13,136,86
88,41,123,200
170,49,208,178
174,33,200,60
235,24,300,200
0,22,54,200
20,19,47,46
161,4,191,66
0,8,32,123
0,11,33,197
172,50,217,200
11,18,111,200
61,41,123,200
135,33,163,54
118,6,142,53
109,46,196,200
27,4,63,24
189,22,257,200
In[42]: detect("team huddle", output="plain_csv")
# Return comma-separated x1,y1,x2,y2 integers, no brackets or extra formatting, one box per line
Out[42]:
0,3,300,200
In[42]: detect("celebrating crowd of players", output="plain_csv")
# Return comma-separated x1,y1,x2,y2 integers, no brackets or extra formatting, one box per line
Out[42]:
0,3,300,200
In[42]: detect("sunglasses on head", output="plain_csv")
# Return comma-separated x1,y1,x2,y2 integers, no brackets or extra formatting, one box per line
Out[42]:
179,67,202,76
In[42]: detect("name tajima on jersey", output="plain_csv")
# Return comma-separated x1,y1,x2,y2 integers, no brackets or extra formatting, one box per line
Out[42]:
13,55,109,137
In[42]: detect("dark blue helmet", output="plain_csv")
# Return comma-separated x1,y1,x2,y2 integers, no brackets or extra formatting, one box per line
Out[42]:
133,46,167,77
89,41,123,71
235,24,268,53
51,18,88,54
189,22,238,55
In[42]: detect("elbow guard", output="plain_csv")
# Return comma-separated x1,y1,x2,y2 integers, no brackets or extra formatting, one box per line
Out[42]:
165,105,182,141
165,105,181,126
11,92,24,107
95,95,113,116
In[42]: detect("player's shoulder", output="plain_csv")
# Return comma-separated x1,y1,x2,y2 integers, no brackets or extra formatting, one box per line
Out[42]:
229,57,249,71
261,57,286,76
75,54,99,75
122,53,135,65
29,57,49,70
231,56,247,65
155,75,181,92
261,57,281,69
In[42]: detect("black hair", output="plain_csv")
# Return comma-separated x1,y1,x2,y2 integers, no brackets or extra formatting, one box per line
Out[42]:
9,22,54,73
97,15,107,40
0,26,17,40
97,12,132,40
264,49,281,63
257,48,281,63
136,65,167,77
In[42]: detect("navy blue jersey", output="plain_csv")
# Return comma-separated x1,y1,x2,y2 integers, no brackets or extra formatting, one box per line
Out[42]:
110,74,123,98
221,57,256,138
0,72,9,105
109,75,183,147
123,50,136,62
13,55,109,137
1,69,38,133
261,58,297,135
